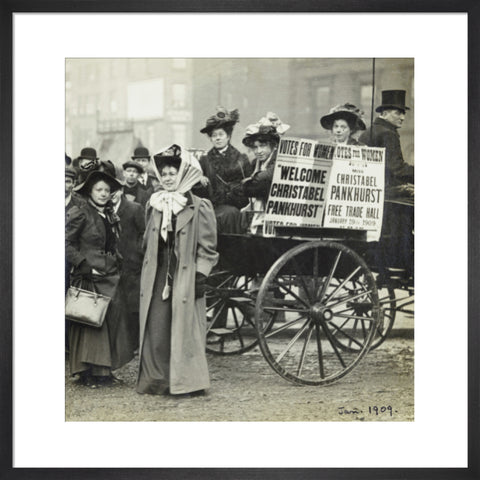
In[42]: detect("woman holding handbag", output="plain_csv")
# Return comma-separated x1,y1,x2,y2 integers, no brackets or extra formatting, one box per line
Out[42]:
66,170,134,387
193,106,253,233
137,145,218,396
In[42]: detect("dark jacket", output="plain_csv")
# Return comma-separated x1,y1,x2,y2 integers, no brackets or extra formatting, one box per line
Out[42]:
116,195,145,272
242,151,277,203
194,145,253,209
359,117,414,190
123,182,151,208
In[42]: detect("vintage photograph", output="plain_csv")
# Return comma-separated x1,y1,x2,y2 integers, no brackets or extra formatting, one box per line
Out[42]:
64,58,414,421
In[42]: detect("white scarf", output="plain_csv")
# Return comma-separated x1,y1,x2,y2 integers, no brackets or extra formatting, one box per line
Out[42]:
149,191,188,241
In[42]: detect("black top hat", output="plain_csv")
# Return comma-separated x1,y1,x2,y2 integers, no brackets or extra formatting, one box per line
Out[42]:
153,144,182,171
74,170,122,196
200,107,239,134
376,90,410,113
122,161,144,174
320,103,366,131
131,146,151,159
78,147,99,161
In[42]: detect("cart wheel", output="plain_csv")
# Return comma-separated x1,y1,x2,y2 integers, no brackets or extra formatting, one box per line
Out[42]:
205,272,260,355
330,278,396,352
255,240,380,386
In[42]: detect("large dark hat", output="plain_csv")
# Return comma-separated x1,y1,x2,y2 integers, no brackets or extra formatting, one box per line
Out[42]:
242,112,290,148
200,106,240,134
153,144,182,171
74,170,122,196
320,103,366,131
65,166,77,180
131,146,151,160
375,90,410,113
122,160,144,174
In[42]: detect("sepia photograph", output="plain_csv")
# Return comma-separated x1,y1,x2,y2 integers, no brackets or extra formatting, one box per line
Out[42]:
64,57,415,422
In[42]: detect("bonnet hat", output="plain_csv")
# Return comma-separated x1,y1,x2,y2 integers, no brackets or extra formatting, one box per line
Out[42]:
153,144,183,172
242,112,290,148
320,103,366,131
375,90,410,113
200,106,240,134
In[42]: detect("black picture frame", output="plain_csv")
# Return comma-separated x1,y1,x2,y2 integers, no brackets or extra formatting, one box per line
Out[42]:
2,1,478,479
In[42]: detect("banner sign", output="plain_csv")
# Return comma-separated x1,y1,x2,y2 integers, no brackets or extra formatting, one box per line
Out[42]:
264,137,333,230
323,145,385,241
263,137,385,240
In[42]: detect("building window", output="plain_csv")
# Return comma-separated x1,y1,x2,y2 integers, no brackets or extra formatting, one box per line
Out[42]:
360,84,373,113
172,84,186,108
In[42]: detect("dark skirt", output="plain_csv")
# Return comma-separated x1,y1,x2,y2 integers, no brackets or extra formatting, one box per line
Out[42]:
68,273,134,377
215,204,247,234
136,241,176,394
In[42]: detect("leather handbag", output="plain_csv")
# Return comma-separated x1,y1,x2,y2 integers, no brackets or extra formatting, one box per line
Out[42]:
65,280,111,328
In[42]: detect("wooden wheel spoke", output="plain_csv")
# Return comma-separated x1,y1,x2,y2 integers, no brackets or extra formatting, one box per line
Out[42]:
207,303,226,331
329,321,365,349
290,256,313,303
206,298,222,313
328,290,372,309
320,321,347,368
317,251,342,302
313,248,319,296
297,324,314,377
324,266,362,302
332,313,374,321
273,279,310,308
315,324,325,378
276,319,311,363
265,314,308,339
231,308,245,348
263,306,309,313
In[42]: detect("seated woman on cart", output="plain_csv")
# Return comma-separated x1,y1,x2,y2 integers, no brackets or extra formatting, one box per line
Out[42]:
240,112,290,235
194,106,253,234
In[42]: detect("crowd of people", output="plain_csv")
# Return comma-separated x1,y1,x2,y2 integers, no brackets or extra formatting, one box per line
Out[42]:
65,89,414,395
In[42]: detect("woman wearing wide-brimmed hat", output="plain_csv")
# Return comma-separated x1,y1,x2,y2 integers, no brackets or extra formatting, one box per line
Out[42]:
241,112,290,234
320,103,366,145
195,106,253,233
66,170,135,387
137,145,218,396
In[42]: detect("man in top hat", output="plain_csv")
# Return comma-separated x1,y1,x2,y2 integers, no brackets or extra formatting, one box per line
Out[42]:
359,90,414,199
131,146,159,192
359,90,414,280
122,160,151,208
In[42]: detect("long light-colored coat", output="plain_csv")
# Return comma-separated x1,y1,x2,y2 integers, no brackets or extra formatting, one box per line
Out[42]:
139,193,218,394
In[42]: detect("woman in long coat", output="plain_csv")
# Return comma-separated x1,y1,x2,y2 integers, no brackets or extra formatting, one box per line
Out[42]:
194,106,253,233
66,171,134,386
137,145,219,396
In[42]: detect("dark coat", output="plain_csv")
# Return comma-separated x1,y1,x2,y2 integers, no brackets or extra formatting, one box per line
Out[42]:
116,195,145,272
65,202,133,374
139,194,219,394
359,117,414,190
123,182,151,208
242,151,277,203
194,145,253,209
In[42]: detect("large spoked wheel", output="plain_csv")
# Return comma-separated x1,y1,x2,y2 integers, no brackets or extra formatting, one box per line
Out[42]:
255,240,380,386
205,272,260,355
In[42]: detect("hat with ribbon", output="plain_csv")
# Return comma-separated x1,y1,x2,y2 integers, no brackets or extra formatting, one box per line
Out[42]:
200,106,240,134
242,112,290,148
153,144,183,173
320,103,366,131
122,160,144,174
375,90,410,113
131,146,151,160
74,170,123,196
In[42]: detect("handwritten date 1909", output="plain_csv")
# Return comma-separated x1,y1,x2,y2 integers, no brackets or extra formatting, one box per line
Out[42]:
337,406,398,416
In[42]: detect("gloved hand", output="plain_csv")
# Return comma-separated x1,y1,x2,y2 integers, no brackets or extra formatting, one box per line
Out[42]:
195,272,207,299
76,260,92,278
